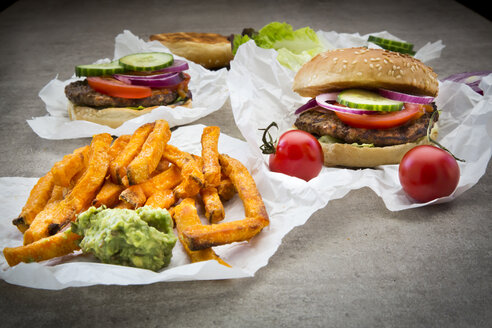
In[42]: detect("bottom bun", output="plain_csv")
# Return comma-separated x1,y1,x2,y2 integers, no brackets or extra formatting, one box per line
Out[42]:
320,126,439,168
68,100,192,129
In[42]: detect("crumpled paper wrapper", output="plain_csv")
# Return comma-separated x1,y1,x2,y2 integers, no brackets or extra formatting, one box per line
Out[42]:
27,30,229,139
2,31,490,290
227,35,491,212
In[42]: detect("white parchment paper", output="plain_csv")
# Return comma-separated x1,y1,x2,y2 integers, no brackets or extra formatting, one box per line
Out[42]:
226,38,492,213
27,30,229,139
0,125,286,289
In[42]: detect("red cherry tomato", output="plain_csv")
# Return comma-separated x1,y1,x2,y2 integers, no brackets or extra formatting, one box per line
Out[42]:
399,145,460,202
268,130,324,181
87,77,152,99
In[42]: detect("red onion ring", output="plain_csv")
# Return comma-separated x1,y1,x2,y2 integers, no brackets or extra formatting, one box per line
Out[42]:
295,92,339,115
152,59,189,73
114,72,183,88
443,71,492,95
294,98,317,115
378,89,434,104
316,93,379,115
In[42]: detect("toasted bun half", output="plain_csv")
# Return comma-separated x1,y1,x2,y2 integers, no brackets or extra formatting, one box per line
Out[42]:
68,99,192,129
149,32,233,69
293,47,439,98
320,125,439,168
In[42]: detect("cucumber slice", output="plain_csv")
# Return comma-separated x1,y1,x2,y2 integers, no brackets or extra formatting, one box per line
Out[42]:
75,61,125,77
368,35,414,51
119,52,174,72
377,43,416,56
337,89,404,112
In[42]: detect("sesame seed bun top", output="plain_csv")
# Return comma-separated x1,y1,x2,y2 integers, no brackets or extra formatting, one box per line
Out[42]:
292,47,439,98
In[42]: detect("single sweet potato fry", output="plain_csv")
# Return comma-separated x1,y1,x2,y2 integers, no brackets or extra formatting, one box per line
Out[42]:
219,154,269,220
119,185,147,209
107,135,131,161
12,172,55,233
114,199,135,209
3,228,82,267
46,185,66,205
217,176,237,201
172,198,229,266
51,145,90,187
127,120,171,185
200,187,225,223
109,122,154,184
145,189,176,209
92,179,125,208
201,126,221,188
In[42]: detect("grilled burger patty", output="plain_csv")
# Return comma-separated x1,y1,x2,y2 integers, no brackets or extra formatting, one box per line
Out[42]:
294,106,438,147
65,79,191,109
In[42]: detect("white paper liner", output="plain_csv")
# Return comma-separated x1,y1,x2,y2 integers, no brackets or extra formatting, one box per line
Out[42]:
226,39,492,213
28,30,229,139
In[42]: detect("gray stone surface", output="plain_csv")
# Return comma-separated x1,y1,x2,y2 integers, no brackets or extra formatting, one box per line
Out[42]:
0,0,491,327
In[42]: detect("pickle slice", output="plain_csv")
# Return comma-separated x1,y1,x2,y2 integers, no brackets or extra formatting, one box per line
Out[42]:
337,89,404,112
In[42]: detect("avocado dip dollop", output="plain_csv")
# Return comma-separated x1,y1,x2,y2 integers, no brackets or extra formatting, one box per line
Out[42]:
72,205,177,271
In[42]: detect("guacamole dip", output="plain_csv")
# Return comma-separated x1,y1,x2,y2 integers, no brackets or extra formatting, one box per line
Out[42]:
72,206,177,272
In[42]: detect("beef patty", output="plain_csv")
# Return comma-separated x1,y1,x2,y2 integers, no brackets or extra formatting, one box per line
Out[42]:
65,79,191,109
294,105,438,147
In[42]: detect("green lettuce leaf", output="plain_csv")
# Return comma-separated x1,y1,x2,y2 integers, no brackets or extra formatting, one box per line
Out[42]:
232,22,325,70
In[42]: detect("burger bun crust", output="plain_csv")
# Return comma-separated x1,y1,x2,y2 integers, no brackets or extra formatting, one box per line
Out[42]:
149,32,233,69
293,47,439,98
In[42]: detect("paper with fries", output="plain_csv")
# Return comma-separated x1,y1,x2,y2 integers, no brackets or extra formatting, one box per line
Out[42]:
0,122,297,289
27,30,229,139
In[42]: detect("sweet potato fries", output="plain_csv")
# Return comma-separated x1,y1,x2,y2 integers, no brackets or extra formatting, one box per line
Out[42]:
3,120,269,270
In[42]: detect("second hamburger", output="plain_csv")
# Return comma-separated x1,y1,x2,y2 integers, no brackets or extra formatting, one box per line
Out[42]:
292,47,440,168
65,52,192,128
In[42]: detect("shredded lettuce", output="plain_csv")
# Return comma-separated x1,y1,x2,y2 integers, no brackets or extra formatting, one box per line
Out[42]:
232,22,325,70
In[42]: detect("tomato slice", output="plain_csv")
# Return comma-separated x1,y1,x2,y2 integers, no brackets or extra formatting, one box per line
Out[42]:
87,77,152,99
335,103,424,129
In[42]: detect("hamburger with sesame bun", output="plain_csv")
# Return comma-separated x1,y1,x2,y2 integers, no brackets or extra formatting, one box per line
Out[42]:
292,47,440,168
